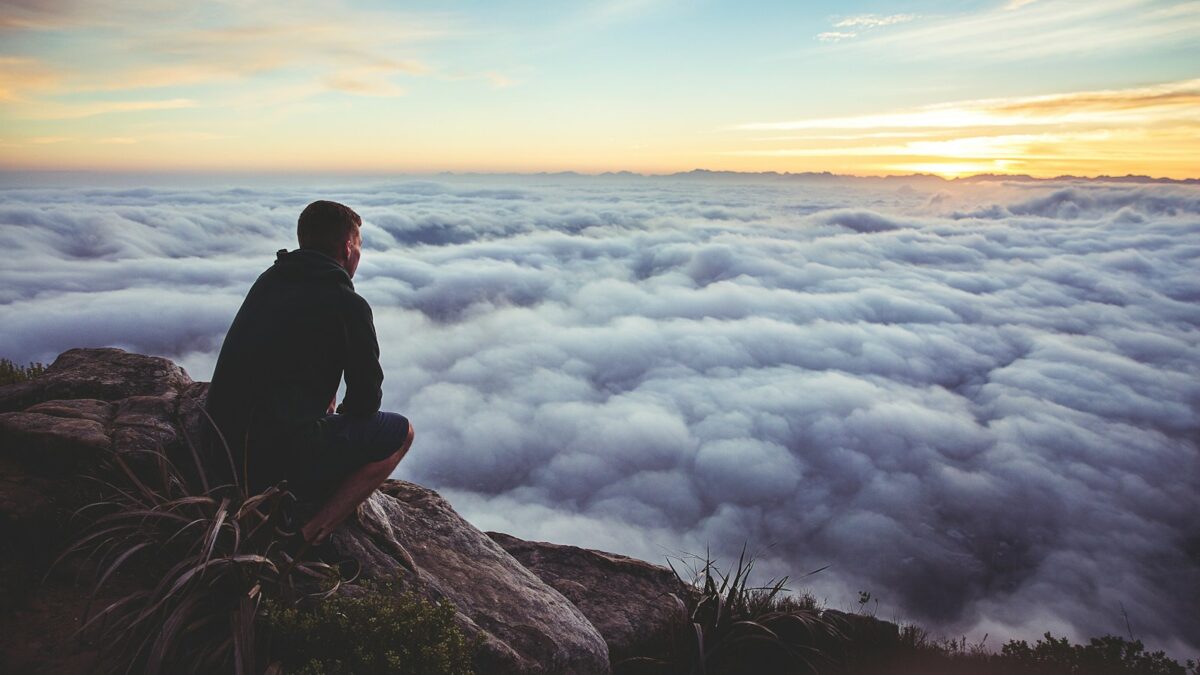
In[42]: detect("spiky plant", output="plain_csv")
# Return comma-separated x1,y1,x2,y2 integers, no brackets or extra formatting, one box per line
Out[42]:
617,547,841,675
55,401,341,674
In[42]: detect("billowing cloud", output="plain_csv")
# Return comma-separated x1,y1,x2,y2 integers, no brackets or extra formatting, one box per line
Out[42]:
1,174,1198,658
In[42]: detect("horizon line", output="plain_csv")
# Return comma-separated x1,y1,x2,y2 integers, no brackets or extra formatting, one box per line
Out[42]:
2,167,1197,184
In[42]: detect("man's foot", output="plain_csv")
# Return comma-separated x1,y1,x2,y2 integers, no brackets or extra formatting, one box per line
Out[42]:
284,528,340,564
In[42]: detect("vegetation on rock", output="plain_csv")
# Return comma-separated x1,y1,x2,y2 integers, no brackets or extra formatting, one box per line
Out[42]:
866,626,1200,674
618,547,840,674
0,358,46,385
260,584,476,675
619,546,1198,675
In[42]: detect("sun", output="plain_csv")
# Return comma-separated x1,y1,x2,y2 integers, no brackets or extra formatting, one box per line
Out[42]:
887,160,1023,179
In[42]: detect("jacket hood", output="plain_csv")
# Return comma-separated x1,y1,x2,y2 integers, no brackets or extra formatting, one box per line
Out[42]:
272,248,354,288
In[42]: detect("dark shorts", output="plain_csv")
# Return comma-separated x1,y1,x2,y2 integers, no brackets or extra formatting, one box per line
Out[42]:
290,411,410,502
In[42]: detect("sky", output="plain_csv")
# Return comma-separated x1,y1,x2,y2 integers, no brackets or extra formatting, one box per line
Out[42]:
1,172,1198,657
2,0,1198,178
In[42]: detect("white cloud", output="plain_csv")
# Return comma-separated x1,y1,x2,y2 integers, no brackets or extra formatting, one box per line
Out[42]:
818,12,917,42
834,13,917,29
817,31,857,43
835,0,1199,61
1,173,1198,658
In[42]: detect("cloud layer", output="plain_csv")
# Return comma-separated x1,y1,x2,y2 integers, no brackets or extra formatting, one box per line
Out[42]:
1,174,1198,656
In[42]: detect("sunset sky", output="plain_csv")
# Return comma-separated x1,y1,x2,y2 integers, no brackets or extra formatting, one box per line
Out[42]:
2,0,1197,178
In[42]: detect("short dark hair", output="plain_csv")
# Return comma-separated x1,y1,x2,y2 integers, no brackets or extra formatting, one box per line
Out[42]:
297,200,361,256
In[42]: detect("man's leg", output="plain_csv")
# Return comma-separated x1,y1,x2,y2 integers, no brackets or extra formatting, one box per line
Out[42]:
301,422,414,544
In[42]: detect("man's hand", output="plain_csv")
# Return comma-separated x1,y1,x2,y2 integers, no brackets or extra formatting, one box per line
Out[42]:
327,394,337,415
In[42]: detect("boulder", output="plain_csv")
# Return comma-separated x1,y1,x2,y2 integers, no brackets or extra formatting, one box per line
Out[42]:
0,347,192,413
330,483,610,674
488,532,689,664
0,408,112,474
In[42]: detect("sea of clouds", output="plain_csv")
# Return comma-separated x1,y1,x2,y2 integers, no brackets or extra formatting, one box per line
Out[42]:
1,172,1197,656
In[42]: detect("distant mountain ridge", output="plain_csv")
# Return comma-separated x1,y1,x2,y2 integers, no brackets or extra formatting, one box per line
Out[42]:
434,168,1200,184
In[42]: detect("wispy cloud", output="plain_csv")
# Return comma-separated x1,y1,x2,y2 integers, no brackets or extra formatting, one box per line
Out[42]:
110,14,443,97
322,74,407,98
833,0,1199,61
0,56,59,102
817,12,917,42
89,131,229,144
817,31,857,43
734,79,1200,131
834,13,917,29
0,0,509,120
10,97,198,120
727,79,1200,177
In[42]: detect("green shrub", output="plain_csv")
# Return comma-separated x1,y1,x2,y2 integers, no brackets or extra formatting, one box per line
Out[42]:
997,633,1195,675
877,628,1197,675
0,358,46,385
260,584,477,675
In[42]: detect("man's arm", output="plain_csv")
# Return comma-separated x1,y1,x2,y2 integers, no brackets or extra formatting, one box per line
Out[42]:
337,293,384,418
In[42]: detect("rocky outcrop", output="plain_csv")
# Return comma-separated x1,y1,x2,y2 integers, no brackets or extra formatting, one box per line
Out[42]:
0,348,192,414
487,532,689,665
0,350,202,674
2,348,657,674
331,483,610,674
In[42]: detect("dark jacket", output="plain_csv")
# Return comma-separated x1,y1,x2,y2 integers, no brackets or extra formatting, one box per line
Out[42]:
205,248,383,490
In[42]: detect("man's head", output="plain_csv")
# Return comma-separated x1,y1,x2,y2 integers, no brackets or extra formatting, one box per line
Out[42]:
297,200,363,277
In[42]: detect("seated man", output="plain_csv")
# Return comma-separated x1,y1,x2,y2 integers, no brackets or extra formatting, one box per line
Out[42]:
206,200,413,545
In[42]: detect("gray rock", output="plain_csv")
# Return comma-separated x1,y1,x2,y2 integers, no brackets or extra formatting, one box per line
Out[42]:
488,532,689,664
331,482,611,674
0,348,192,413
0,409,112,474
112,393,180,456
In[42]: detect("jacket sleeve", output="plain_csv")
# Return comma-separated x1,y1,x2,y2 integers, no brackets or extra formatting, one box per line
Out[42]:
337,292,384,418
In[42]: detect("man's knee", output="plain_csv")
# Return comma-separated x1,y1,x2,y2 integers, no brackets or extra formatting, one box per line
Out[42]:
402,422,415,452
382,423,414,470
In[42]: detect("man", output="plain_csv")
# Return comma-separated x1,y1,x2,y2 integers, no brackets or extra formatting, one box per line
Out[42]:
206,200,413,545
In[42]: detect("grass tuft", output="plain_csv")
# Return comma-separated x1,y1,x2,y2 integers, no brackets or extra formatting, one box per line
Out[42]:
618,546,839,675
